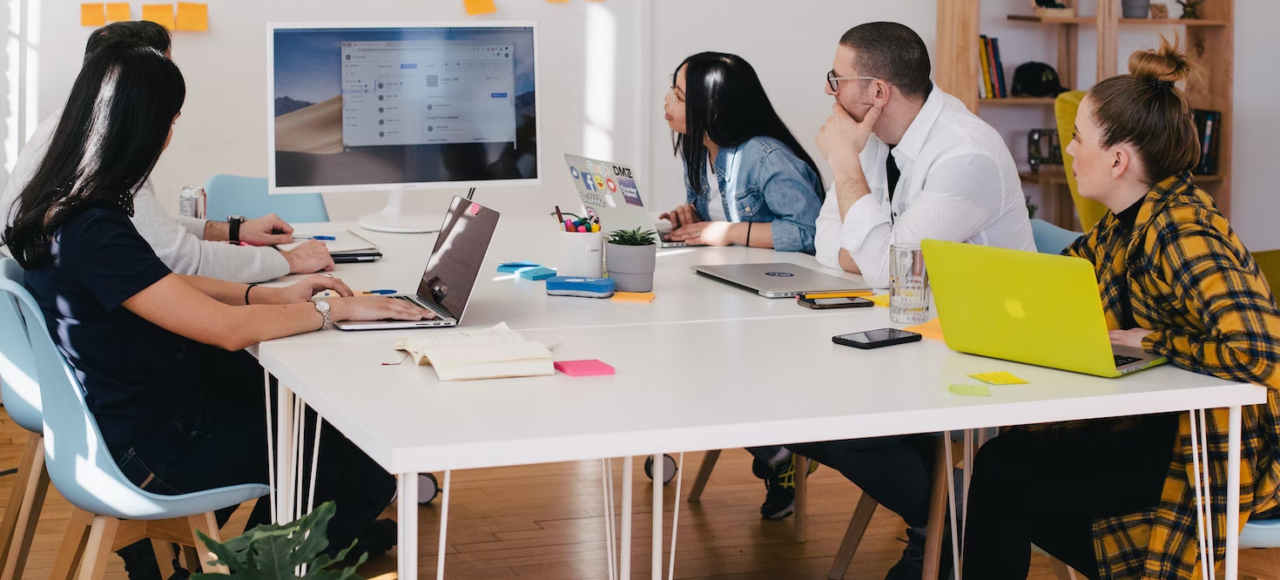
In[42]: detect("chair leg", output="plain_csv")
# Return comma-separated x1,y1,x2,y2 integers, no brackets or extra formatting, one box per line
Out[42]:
794,456,809,542
48,508,94,580
0,433,47,580
187,512,229,574
686,449,721,503
828,492,879,580
150,540,175,580
921,438,950,580
76,516,120,580
1050,556,1079,580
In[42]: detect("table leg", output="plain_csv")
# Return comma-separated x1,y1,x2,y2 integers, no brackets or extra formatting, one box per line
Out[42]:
398,472,418,580
1227,405,1242,580
438,470,451,580
652,453,663,580
276,384,295,525
602,459,616,580
622,456,633,580
943,432,962,580
263,372,277,524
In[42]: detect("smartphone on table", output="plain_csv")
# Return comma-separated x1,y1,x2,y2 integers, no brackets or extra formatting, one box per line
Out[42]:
798,296,874,310
832,328,923,350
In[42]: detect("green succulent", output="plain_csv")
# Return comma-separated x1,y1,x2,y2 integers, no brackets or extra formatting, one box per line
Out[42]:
607,227,657,246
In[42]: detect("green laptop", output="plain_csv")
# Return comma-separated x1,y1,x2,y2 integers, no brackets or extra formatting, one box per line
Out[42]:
922,239,1166,378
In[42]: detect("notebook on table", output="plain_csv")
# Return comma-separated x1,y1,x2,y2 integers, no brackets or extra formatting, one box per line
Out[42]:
395,323,555,381
279,230,383,263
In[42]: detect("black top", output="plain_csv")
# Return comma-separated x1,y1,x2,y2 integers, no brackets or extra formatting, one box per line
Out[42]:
1115,196,1144,229
23,207,221,447
1112,196,1145,328
886,145,901,203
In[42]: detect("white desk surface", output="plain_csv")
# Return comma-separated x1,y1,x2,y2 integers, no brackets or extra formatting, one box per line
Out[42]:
259,309,1265,475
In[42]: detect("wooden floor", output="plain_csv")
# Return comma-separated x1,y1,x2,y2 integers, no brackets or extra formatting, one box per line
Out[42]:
0,409,1061,579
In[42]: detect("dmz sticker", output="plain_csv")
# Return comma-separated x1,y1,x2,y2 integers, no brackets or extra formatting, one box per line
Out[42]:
765,272,794,277
618,178,643,207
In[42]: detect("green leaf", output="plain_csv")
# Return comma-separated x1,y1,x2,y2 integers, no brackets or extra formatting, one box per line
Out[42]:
191,502,365,580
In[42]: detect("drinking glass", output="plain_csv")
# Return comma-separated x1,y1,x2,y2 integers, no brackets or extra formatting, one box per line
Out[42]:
889,243,931,324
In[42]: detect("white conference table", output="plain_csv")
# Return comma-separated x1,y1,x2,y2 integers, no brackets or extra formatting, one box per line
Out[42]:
256,219,1267,580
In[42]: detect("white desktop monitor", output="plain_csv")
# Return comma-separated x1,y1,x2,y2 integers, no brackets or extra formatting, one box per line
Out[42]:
267,22,541,232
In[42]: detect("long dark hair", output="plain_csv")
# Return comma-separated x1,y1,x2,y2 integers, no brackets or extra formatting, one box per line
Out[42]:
673,52,824,201
3,42,185,269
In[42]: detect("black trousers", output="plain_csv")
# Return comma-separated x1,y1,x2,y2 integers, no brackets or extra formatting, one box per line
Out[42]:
962,414,1180,580
786,434,938,528
112,350,396,579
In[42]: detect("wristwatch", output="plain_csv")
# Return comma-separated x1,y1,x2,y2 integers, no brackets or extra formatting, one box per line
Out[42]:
313,299,332,330
228,216,246,243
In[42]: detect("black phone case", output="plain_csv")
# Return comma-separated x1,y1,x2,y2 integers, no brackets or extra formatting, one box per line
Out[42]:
798,297,874,310
832,332,922,350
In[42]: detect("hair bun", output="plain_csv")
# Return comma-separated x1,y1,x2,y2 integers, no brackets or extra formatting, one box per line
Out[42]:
1128,34,1197,84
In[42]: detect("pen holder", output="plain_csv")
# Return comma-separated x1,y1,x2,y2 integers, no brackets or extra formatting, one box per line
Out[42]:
558,231,604,278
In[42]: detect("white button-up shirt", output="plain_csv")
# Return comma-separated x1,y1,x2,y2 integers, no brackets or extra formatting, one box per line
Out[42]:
815,85,1036,287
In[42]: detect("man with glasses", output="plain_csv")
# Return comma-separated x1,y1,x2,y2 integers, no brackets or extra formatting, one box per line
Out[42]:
794,22,1034,580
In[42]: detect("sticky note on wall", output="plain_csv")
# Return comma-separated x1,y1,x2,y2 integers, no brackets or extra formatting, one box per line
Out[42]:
142,4,174,30
105,3,130,22
175,2,208,31
81,3,106,26
464,0,497,15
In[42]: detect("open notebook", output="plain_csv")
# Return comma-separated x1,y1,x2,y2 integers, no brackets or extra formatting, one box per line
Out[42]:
395,323,555,381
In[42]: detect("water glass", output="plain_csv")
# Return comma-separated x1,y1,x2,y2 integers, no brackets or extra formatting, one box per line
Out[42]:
889,243,931,324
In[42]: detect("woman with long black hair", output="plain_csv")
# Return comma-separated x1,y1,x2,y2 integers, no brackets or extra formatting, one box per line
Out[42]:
3,42,430,578
659,52,824,253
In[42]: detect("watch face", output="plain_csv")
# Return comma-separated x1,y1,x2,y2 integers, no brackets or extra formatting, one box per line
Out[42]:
315,300,330,313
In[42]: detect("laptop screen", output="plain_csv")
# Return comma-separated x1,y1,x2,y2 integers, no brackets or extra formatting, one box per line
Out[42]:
416,197,500,319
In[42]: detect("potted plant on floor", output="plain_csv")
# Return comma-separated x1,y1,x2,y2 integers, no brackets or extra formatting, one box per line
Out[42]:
606,227,657,293
193,501,365,580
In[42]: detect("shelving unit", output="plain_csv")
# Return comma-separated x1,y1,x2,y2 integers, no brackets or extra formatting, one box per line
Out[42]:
937,0,1235,224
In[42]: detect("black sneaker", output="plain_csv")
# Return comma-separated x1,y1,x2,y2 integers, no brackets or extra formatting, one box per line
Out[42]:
883,527,953,580
757,455,819,520
348,518,398,560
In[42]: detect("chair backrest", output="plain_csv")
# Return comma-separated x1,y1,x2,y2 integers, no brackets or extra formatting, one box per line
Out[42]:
1253,249,1280,292
1030,219,1082,256
204,174,329,224
0,259,42,433
1055,91,1110,232
2,261,268,519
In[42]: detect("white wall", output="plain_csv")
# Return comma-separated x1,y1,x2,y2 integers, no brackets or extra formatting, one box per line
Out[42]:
30,0,647,220
14,0,1279,249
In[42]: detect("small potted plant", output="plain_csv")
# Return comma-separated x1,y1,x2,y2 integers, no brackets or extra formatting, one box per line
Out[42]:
194,502,365,580
606,227,657,293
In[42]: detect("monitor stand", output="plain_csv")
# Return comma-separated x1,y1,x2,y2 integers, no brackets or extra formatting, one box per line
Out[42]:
357,191,446,234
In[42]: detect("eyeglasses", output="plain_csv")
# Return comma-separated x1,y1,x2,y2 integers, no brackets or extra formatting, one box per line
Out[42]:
827,70,879,92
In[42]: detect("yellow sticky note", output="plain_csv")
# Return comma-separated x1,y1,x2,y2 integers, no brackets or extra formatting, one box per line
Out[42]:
869,294,890,308
903,317,944,341
81,3,106,26
464,0,497,15
547,0,570,3
105,3,130,21
142,4,174,30
612,292,655,304
969,371,1029,385
949,384,992,397
175,2,207,31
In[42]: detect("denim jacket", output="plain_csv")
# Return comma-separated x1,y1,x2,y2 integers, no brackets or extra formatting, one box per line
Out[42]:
684,136,823,253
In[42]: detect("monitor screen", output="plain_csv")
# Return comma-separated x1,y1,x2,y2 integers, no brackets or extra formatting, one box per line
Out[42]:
269,24,539,192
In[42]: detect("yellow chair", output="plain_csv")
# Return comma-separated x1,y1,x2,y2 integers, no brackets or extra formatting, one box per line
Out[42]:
1055,91,1110,232
1254,250,1280,291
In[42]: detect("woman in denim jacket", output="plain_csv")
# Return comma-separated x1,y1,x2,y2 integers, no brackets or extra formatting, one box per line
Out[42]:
659,52,824,254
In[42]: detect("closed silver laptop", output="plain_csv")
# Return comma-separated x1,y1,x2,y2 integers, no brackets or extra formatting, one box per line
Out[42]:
692,263,871,298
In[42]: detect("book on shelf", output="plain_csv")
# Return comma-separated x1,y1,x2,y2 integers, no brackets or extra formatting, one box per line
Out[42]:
991,37,1008,98
979,35,992,99
1193,109,1222,176
395,323,555,381
978,35,1010,98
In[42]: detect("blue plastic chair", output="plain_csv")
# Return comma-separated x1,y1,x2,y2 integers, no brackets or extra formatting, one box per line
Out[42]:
0,257,268,578
204,174,329,224
1031,218,1082,256
0,259,48,576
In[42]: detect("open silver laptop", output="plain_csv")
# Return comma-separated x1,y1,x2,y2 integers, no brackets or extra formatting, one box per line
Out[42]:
692,263,872,299
335,197,500,331
564,154,688,248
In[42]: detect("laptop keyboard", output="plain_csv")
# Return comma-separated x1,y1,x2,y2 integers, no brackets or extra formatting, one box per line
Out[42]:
1114,354,1142,367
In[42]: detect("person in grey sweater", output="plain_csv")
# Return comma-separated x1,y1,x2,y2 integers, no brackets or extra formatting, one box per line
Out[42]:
0,21,333,283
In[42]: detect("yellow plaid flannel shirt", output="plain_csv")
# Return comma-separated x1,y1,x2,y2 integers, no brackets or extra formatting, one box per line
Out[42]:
1041,173,1280,579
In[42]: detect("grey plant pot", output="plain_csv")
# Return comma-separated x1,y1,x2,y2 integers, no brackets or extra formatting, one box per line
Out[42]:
606,242,657,293
1121,0,1151,18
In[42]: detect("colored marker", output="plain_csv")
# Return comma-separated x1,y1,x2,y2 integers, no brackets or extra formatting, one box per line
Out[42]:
362,289,396,295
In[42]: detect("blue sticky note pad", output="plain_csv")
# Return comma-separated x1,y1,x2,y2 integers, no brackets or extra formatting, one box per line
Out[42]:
498,261,540,273
546,276,615,298
519,267,557,281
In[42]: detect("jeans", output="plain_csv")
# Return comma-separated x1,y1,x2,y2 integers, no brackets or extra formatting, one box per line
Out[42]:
112,351,396,580
786,434,937,528
961,414,1179,580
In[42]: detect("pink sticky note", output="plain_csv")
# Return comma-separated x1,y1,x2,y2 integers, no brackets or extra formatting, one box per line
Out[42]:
554,360,615,377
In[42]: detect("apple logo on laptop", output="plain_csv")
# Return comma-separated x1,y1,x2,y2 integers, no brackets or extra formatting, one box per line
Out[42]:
765,272,795,278
1005,297,1027,319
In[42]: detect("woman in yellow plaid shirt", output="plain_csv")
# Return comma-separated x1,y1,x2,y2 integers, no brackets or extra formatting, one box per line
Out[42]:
962,38,1280,580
